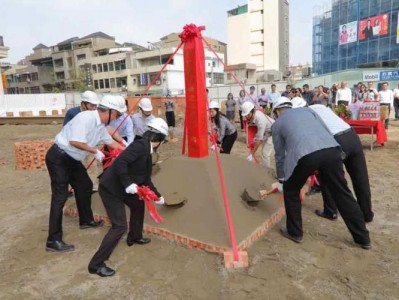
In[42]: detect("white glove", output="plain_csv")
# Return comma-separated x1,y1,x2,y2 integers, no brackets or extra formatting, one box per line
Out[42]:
94,150,105,162
121,139,128,147
277,179,284,192
125,183,138,194
210,145,216,151
246,154,254,162
156,196,165,205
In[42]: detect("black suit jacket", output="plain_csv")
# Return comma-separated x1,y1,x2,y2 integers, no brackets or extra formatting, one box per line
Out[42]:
99,138,160,198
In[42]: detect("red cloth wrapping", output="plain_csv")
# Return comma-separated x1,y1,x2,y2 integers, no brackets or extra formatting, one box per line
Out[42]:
345,119,387,145
180,24,208,158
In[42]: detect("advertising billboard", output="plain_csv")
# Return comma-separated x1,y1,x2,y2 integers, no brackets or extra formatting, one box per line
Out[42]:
339,21,358,45
397,13,399,44
358,14,389,40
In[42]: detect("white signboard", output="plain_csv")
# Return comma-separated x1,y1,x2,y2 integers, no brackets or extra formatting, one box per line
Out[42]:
363,71,380,82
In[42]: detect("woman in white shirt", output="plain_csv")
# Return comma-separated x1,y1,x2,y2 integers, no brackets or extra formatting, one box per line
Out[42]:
336,81,352,106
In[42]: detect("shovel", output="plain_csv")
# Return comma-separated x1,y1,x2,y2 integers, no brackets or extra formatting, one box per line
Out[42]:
163,199,187,209
241,184,280,207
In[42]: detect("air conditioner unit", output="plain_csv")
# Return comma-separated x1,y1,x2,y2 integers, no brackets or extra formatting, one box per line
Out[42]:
156,80,161,85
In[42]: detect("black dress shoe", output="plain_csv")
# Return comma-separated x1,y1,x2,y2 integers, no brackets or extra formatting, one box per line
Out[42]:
89,266,116,277
80,220,104,229
126,237,151,247
364,211,374,223
315,209,338,221
279,227,303,244
355,242,372,250
46,240,75,253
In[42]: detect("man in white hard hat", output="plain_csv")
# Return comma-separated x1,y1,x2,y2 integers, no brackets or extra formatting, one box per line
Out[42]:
63,90,100,126
45,95,125,253
88,118,169,277
271,97,371,249
241,101,274,167
131,98,155,140
108,95,133,145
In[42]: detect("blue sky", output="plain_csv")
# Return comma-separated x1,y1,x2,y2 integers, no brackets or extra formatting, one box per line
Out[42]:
0,0,322,65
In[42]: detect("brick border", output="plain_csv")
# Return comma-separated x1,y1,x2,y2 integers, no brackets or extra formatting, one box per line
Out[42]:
63,204,285,254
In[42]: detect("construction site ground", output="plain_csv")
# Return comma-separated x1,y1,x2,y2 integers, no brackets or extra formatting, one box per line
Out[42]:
0,120,398,299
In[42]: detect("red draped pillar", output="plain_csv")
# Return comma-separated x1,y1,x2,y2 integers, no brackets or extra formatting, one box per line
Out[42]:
179,24,208,158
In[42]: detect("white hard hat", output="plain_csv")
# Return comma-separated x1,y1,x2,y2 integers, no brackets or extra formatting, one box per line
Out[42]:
209,101,220,109
241,101,255,117
81,91,100,105
272,97,293,114
147,117,169,136
99,95,120,112
139,98,153,111
291,97,307,108
114,95,127,113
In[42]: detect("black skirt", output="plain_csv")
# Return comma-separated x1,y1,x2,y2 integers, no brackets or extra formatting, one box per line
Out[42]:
166,111,175,127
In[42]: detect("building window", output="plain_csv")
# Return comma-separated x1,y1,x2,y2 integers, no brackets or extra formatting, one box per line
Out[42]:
77,54,86,60
98,64,103,72
55,71,65,80
104,78,110,89
109,62,114,71
54,59,63,67
110,78,116,88
115,59,126,71
103,63,108,72
99,79,104,89
94,80,99,89
31,73,38,81
92,65,97,73
116,77,127,88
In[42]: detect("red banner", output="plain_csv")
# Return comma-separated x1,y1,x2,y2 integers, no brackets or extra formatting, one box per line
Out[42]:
180,24,209,158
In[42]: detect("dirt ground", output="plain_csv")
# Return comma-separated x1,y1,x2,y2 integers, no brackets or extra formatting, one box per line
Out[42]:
0,118,398,300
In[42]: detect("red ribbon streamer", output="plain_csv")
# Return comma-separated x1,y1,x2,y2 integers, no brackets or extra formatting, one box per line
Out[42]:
101,148,123,170
137,186,164,223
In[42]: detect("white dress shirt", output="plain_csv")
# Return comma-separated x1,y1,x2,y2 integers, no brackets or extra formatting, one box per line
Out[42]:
55,110,114,161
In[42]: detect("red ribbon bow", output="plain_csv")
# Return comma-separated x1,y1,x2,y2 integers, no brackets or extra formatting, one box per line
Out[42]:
179,24,205,42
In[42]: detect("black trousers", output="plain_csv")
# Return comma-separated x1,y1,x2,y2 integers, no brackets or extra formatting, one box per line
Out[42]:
220,131,237,154
394,98,399,119
89,184,145,270
321,130,373,221
283,147,370,245
45,145,94,241
239,110,244,130
337,100,349,106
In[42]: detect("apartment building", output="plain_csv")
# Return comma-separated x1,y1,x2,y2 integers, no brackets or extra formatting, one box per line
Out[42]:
4,31,225,95
0,35,10,94
5,43,54,94
226,0,289,83
91,45,225,95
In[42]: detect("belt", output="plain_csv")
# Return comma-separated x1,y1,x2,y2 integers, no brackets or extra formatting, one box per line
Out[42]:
334,127,352,137
380,103,390,106
54,143,67,154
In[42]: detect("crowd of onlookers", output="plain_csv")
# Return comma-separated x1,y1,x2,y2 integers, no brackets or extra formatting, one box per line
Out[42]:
215,81,399,130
